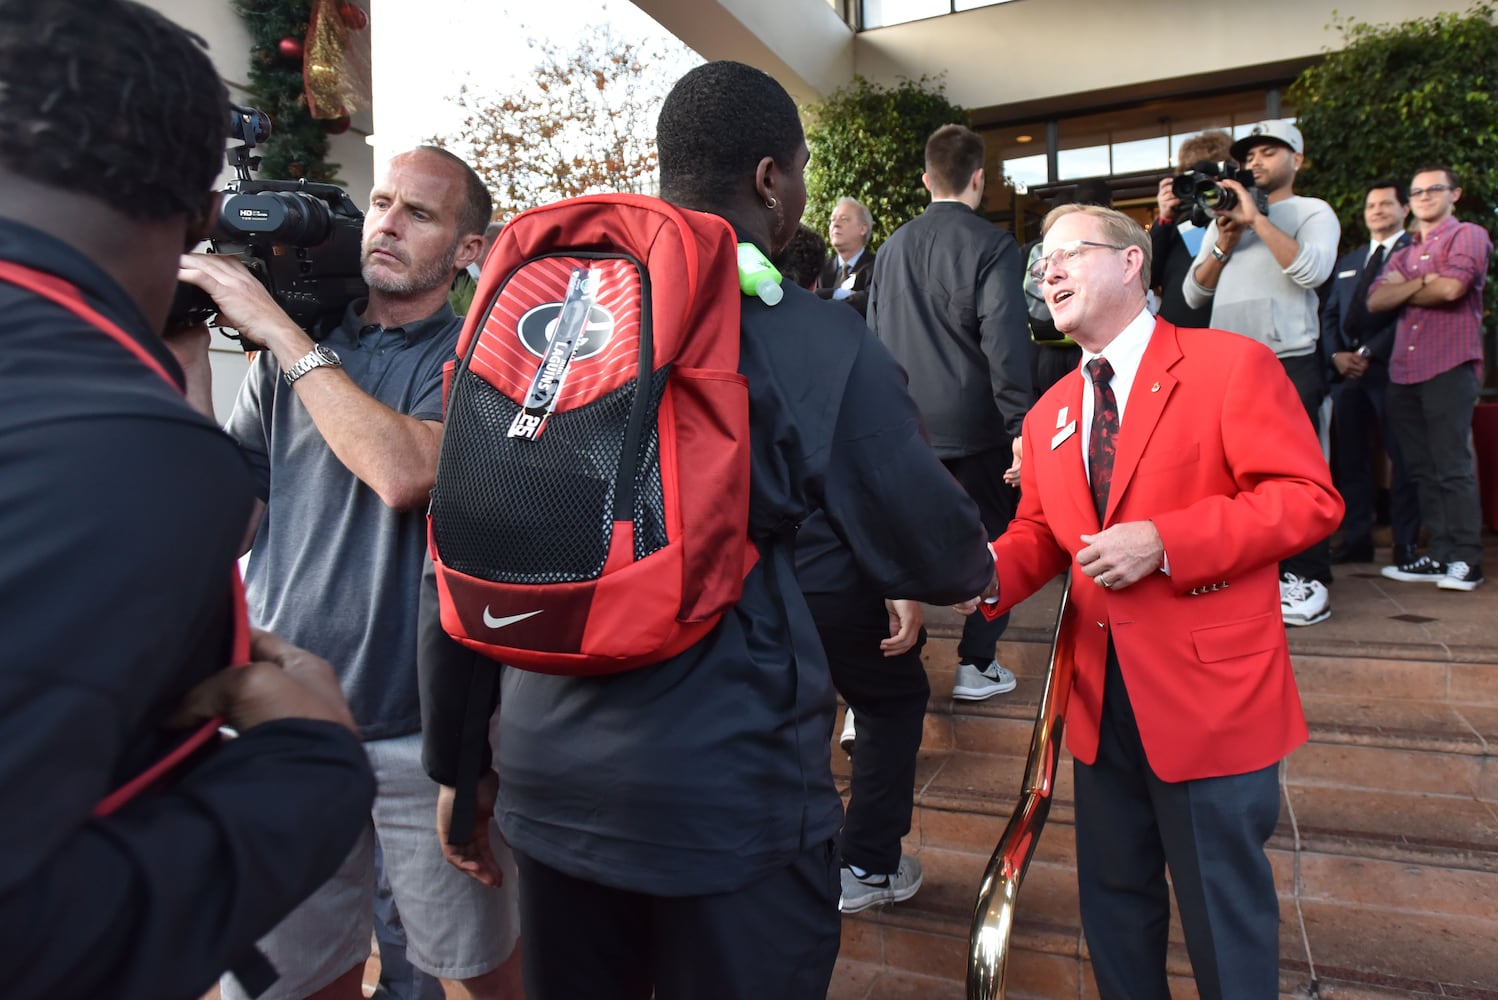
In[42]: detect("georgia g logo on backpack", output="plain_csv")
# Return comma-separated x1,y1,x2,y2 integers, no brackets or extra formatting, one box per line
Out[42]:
428,194,758,675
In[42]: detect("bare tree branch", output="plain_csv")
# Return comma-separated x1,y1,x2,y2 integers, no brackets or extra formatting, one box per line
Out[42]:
431,24,698,222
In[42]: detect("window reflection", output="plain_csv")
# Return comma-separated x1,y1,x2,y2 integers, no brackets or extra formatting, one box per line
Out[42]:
1004,154,1047,193
1057,146,1109,180
991,90,1283,189
863,0,1017,29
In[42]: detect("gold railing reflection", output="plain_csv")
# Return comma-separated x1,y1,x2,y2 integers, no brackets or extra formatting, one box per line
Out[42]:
966,578,1078,999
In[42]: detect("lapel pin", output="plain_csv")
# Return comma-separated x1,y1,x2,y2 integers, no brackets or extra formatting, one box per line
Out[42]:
1151,382,1160,393
1056,406,1069,428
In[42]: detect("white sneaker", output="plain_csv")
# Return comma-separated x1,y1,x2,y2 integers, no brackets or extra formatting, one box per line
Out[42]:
839,706,856,757
839,855,923,913
1280,572,1330,626
952,660,1017,701
1381,554,1445,583
1437,561,1485,591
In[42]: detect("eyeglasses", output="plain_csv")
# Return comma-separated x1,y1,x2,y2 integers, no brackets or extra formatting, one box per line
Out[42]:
1028,240,1128,282
1409,184,1453,198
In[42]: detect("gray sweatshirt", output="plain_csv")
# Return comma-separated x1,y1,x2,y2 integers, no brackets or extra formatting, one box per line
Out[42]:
1182,195,1340,359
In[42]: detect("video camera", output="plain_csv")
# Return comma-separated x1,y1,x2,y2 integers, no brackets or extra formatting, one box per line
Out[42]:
1170,160,1270,229
169,105,366,341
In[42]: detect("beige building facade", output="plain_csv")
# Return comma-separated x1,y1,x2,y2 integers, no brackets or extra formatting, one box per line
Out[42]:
633,0,1470,234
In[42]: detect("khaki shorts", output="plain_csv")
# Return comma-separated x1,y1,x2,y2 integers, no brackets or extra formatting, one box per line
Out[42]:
221,729,519,1000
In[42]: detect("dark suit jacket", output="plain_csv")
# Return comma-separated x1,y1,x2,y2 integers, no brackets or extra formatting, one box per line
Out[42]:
1149,219,1213,328
814,246,875,317
989,318,1343,782
1319,233,1411,380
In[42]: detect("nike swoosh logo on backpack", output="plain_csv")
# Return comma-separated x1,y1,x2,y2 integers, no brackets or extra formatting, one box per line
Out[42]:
482,608,544,629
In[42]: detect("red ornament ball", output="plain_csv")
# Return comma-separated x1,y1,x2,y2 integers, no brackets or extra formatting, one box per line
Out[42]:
278,36,304,61
338,2,368,30
324,115,352,135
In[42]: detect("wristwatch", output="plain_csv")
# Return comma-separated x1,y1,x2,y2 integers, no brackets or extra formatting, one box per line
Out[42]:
1210,244,1231,264
283,343,342,385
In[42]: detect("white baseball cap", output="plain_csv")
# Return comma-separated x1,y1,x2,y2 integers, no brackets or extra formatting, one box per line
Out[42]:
1230,119,1304,161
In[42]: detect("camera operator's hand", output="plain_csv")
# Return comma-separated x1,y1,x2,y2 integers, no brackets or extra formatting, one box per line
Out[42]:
167,628,358,735
178,252,312,361
1212,178,1263,227
160,322,216,418
1212,215,1246,256
1156,176,1180,224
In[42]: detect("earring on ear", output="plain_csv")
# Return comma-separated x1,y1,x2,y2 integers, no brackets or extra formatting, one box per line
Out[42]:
765,197,778,210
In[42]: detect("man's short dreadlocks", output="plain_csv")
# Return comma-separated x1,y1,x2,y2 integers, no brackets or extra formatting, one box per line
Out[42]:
0,0,228,221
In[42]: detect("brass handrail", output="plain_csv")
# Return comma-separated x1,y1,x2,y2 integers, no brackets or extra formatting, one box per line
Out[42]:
966,577,1078,999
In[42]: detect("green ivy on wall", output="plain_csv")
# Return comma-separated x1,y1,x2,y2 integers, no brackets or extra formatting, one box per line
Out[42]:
1290,3,1498,366
803,75,969,249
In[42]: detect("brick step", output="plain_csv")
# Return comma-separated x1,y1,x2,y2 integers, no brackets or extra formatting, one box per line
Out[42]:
834,844,1498,998
932,574,1498,680
828,575,1498,996
894,684,1496,765
833,932,1322,999
833,933,1477,999
834,746,1498,874
844,706,1498,850
913,627,1498,709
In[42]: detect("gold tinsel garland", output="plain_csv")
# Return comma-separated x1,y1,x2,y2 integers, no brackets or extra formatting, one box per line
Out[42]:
303,0,372,123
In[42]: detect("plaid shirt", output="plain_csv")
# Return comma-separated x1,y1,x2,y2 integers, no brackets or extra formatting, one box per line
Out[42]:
1374,215,1492,384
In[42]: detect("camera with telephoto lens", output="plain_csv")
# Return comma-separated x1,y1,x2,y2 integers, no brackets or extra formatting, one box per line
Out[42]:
1169,160,1270,229
169,105,366,343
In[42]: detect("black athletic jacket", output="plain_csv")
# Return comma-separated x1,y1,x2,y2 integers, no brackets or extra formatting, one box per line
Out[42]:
866,201,1031,457
0,218,374,1000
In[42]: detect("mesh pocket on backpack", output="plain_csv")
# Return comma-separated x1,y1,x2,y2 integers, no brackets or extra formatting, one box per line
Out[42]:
433,368,668,583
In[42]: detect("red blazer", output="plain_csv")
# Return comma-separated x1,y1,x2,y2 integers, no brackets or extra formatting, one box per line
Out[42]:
992,319,1343,782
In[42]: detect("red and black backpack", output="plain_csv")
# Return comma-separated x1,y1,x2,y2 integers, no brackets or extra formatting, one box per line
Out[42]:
427,193,758,675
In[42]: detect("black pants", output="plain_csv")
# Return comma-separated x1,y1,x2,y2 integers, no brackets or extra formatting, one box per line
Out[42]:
1330,366,1420,552
1387,365,1483,565
1074,645,1282,1000
511,841,841,1000
943,444,1017,662
1279,352,1334,584
807,591,927,874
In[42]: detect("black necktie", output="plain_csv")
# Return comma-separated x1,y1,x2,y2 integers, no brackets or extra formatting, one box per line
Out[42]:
1344,244,1386,342
1087,357,1118,522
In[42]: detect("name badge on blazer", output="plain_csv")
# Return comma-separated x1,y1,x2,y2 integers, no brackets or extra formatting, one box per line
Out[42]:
1337,268,1358,279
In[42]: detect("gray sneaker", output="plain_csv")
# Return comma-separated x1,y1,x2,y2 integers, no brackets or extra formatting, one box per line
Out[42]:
952,660,1017,701
839,855,924,914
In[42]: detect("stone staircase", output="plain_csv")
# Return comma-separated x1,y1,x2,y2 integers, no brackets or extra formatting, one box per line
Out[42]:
827,572,1498,1000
